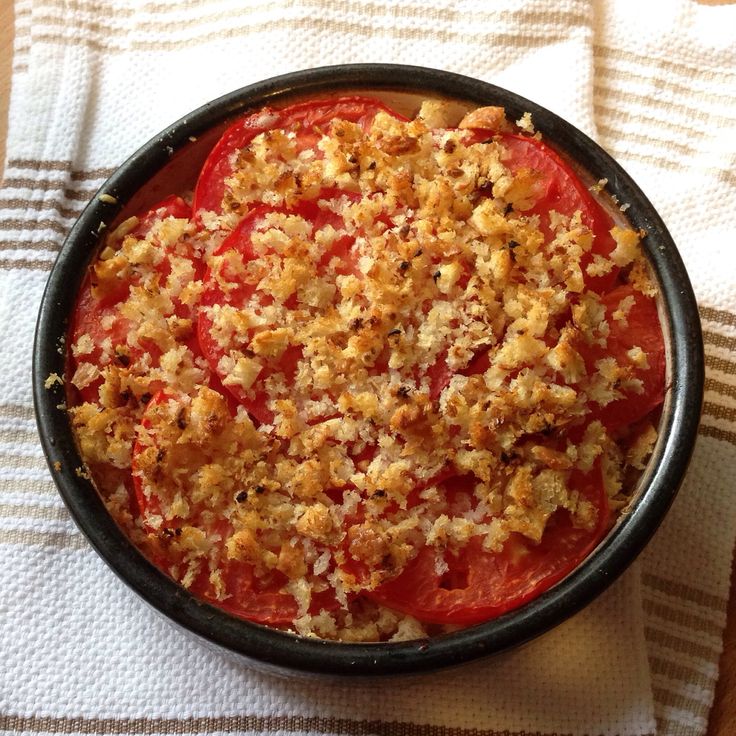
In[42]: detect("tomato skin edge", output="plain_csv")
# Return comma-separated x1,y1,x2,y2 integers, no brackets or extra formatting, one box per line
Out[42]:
368,466,610,626
192,96,408,218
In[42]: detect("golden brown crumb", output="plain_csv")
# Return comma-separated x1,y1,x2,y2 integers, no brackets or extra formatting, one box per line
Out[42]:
68,98,661,642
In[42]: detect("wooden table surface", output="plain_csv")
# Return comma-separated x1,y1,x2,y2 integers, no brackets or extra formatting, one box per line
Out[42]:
0,4,733,733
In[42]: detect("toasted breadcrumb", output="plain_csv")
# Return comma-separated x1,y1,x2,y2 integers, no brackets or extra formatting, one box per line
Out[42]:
44,372,64,389
68,99,662,642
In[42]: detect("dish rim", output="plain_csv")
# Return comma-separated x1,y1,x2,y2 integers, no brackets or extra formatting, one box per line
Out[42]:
32,63,704,676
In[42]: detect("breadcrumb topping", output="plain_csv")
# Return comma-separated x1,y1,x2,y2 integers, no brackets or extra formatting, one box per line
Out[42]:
67,99,662,642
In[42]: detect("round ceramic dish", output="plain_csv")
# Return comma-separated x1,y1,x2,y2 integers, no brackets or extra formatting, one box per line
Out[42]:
32,64,704,677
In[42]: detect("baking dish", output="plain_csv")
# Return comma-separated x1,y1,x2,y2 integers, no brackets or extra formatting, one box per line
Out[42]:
32,64,704,676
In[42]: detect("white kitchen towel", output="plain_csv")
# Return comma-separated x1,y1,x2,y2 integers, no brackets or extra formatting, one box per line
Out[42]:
1,1,735,735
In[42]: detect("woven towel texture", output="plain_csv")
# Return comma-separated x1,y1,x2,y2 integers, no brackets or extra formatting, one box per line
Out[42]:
1,2,735,735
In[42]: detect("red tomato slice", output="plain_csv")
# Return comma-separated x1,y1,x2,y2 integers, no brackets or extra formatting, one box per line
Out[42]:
212,560,298,626
499,134,619,293
193,96,408,216
69,197,197,404
578,285,665,431
68,273,139,404
131,391,320,626
427,345,491,400
197,190,359,424
131,390,173,525
93,196,194,309
129,194,192,239
369,468,608,625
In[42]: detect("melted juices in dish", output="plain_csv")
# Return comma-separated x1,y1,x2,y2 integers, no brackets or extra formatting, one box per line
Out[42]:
67,97,665,641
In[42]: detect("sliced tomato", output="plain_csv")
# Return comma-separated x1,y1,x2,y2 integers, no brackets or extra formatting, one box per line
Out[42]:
68,273,138,404
577,285,665,431
339,469,470,588
427,344,492,400
193,96,408,216
131,390,174,525
197,190,360,424
210,560,297,626
133,391,337,626
129,194,192,239
94,196,194,309
68,197,198,403
498,134,619,293
369,468,608,625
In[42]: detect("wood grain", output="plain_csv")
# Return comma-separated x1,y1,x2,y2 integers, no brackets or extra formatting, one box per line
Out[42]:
0,5,734,733
708,565,736,733
0,1,13,183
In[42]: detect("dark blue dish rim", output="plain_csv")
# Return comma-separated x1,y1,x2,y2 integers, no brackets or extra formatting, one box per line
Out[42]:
32,64,704,677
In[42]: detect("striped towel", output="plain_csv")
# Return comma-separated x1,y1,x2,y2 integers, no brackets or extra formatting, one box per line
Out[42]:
1,1,735,735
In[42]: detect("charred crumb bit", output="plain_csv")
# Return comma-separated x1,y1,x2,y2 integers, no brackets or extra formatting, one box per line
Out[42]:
349,317,364,331
507,240,519,262
156,448,166,463
175,528,182,536
335,128,345,137
140,392,152,406
443,139,457,154
162,528,175,538
387,328,402,337
399,224,410,237
433,271,441,282
413,248,423,258
504,202,514,215
399,261,410,272
176,408,187,430
373,489,386,498
396,386,411,398
254,485,265,495
541,424,554,436
346,154,358,164
235,490,248,503
243,348,256,358
115,352,130,367
500,451,511,464
447,167,463,178
367,160,376,170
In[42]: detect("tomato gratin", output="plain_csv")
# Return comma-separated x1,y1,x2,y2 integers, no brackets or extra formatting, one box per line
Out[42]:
67,96,665,641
